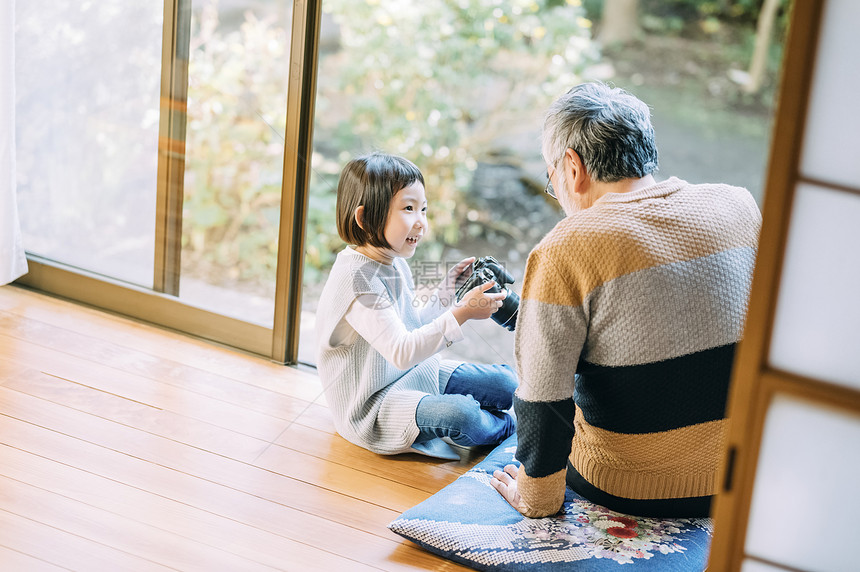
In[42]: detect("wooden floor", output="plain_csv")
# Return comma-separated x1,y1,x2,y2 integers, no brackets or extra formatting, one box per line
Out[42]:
0,284,478,571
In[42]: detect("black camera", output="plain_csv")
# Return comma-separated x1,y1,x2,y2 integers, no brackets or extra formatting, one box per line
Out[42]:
454,256,519,331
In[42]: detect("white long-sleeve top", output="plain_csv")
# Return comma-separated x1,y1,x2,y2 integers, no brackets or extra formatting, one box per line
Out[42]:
330,292,464,370
315,247,463,455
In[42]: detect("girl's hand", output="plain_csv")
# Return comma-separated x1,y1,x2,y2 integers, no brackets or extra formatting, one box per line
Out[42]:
451,280,506,325
446,257,476,291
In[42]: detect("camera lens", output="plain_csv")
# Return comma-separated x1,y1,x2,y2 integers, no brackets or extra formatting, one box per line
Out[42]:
492,289,519,331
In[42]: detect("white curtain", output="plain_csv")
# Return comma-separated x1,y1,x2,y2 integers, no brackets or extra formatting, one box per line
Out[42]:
1,0,27,285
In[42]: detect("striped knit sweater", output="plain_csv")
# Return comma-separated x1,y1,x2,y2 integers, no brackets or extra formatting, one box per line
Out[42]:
316,247,459,455
513,177,761,518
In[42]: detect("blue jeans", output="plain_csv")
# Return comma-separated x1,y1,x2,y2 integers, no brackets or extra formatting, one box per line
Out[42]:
414,363,518,448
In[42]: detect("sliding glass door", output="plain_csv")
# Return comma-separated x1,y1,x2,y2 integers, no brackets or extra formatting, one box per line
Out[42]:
178,0,292,328
14,0,319,362
16,1,163,288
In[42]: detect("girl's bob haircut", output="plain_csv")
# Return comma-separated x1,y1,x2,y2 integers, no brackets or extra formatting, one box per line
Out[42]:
336,152,425,248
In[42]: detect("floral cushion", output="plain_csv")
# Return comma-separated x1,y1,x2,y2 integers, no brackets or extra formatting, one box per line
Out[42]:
389,435,712,571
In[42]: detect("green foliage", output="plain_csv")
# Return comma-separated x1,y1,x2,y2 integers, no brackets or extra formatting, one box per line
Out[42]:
641,0,760,24
182,7,289,285
309,0,597,275
638,0,784,38
182,1,597,287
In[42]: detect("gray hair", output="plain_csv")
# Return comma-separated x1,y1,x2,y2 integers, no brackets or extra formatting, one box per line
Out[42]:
542,82,658,183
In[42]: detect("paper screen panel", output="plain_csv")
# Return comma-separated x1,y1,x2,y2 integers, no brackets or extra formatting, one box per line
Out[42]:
800,0,860,188
769,184,860,391
745,393,860,572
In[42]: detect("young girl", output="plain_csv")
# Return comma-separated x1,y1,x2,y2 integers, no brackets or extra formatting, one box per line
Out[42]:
316,153,517,458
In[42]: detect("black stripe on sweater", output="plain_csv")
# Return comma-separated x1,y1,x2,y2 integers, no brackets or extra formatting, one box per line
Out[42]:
513,395,576,479
575,343,736,434
566,462,713,518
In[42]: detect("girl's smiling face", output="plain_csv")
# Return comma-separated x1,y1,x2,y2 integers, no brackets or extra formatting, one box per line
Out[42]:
356,181,428,264
383,181,428,259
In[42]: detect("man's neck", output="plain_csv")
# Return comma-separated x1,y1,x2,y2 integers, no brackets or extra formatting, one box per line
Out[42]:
568,174,658,214
593,174,656,199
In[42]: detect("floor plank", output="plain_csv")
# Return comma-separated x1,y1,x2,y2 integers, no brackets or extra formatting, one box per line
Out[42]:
274,422,473,493
0,508,173,571
0,329,307,442
0,545,71,571
0,388,417,529
0,475,282,572
0,444,392,571
0,284,476,570
2,364,272,463
0,287,324,401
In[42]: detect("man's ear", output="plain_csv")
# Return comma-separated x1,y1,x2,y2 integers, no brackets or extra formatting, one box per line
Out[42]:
354,205,366,230
564,148,589,195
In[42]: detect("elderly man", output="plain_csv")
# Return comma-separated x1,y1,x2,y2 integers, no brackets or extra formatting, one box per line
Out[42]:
491,82,761,518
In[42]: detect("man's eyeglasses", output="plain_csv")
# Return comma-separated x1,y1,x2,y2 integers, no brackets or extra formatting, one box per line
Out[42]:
544,168,557,200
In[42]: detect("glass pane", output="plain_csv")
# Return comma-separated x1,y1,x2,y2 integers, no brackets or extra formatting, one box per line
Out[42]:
801,0,860,188
769,184,860,390
746,393,860,572
16,1,163,287
178,0,292,328
299,1,784,366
